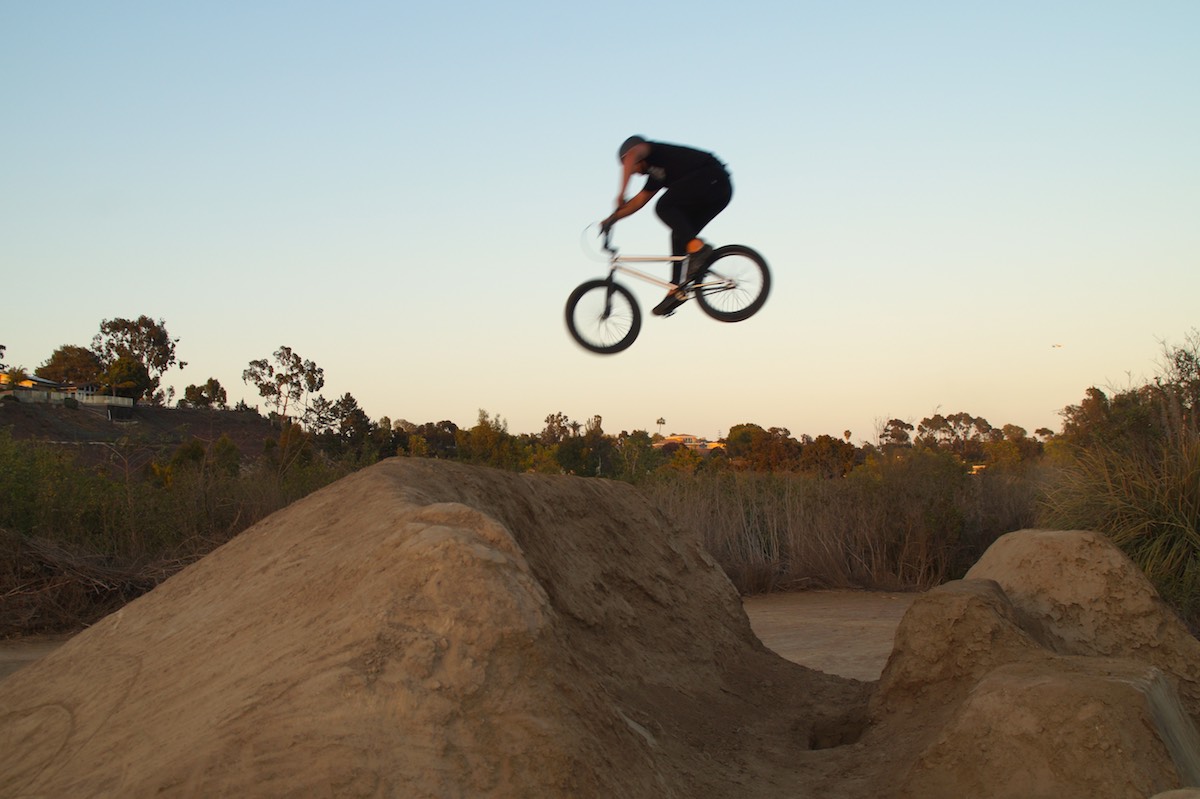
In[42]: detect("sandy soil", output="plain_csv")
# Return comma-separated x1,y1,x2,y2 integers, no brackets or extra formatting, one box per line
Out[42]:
0,592,914,684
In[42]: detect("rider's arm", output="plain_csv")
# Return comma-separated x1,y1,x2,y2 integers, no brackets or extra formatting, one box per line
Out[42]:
614,140,652,208
603,189,654,228
602,140,657,229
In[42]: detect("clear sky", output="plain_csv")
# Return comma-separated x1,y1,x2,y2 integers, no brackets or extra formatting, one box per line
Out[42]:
3,2,1197,444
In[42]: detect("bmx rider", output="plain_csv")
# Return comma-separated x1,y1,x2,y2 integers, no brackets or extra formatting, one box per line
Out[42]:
600,136,733,316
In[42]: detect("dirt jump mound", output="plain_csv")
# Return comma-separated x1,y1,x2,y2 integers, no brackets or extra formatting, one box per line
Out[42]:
0,459,859,797
1,460,1198,798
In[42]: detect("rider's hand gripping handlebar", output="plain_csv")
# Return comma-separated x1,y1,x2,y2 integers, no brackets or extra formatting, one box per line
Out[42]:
598,225,616,256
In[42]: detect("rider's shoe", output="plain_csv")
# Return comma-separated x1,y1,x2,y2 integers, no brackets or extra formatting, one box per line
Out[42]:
652,289,687,316
685,243,713,280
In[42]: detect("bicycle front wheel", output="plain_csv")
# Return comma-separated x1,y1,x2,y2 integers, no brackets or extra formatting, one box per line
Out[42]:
694,245,771,323
565,278,642,354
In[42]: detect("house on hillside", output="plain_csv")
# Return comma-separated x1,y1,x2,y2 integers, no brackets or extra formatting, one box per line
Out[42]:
653,433,725,454
0,374,132,408
0,374,61,391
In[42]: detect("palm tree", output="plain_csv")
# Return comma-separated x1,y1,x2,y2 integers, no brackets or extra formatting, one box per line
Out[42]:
2,365,30,388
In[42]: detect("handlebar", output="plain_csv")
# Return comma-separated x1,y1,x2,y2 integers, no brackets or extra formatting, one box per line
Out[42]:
580,221,618,262
599,225,616,255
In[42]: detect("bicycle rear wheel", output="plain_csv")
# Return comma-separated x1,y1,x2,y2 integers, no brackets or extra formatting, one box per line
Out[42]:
693,245,771,322
565,278,642,354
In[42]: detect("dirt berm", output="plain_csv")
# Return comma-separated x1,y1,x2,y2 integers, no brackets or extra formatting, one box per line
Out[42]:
2,459,1198,798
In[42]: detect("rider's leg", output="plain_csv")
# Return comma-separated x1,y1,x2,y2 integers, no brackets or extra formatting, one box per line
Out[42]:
655,168,732,283
651,167,732,317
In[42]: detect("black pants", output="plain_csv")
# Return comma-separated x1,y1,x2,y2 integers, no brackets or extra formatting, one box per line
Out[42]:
655,166,733,283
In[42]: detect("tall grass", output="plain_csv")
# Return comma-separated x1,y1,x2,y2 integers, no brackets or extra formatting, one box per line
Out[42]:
643,451,1039,595
0,430,351,634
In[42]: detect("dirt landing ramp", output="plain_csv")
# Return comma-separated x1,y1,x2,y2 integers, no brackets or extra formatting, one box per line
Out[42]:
866,530,1200,798
1,461,1197,798
968,528,1200,716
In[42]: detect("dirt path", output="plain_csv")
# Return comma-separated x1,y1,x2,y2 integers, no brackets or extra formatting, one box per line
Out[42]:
743,590,917,681
0,591,915,684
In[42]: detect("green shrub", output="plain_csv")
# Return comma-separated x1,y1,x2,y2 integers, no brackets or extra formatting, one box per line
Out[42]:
1040,333,1200,629
1039,431,1200,626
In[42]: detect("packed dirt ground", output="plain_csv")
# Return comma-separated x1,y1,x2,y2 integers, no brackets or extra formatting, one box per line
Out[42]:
2,459,1198,797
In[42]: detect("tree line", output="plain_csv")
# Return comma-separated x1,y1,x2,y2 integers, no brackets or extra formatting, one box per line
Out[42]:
228,344,1056,480
4,322,1051,478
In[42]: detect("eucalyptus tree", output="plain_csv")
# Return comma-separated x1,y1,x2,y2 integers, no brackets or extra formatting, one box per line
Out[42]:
92,316,184,399
242,346,325,424
36,345,104,386
182,378,228,409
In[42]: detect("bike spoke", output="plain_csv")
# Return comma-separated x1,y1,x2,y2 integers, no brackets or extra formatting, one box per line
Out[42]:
693,246,771,323
565,280,642,354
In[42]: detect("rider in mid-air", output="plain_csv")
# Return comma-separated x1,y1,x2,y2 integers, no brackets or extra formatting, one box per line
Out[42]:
600,136,733,316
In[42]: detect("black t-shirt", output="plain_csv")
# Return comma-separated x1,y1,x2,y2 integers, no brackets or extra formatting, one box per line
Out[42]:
640,141,725,194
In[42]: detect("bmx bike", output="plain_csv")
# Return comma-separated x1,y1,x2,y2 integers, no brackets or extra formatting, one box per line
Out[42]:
564,229,771,354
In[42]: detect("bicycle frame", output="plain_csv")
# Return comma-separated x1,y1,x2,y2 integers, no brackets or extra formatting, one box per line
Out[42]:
607,255,682,291
599,230,708,292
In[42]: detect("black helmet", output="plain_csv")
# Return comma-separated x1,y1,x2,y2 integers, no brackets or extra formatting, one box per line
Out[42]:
618,135,647,159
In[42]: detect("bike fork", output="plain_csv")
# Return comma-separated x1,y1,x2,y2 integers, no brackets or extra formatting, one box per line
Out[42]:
602,274,619,319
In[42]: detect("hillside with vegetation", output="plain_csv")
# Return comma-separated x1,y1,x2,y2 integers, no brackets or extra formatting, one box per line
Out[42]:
2,326,1197,635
